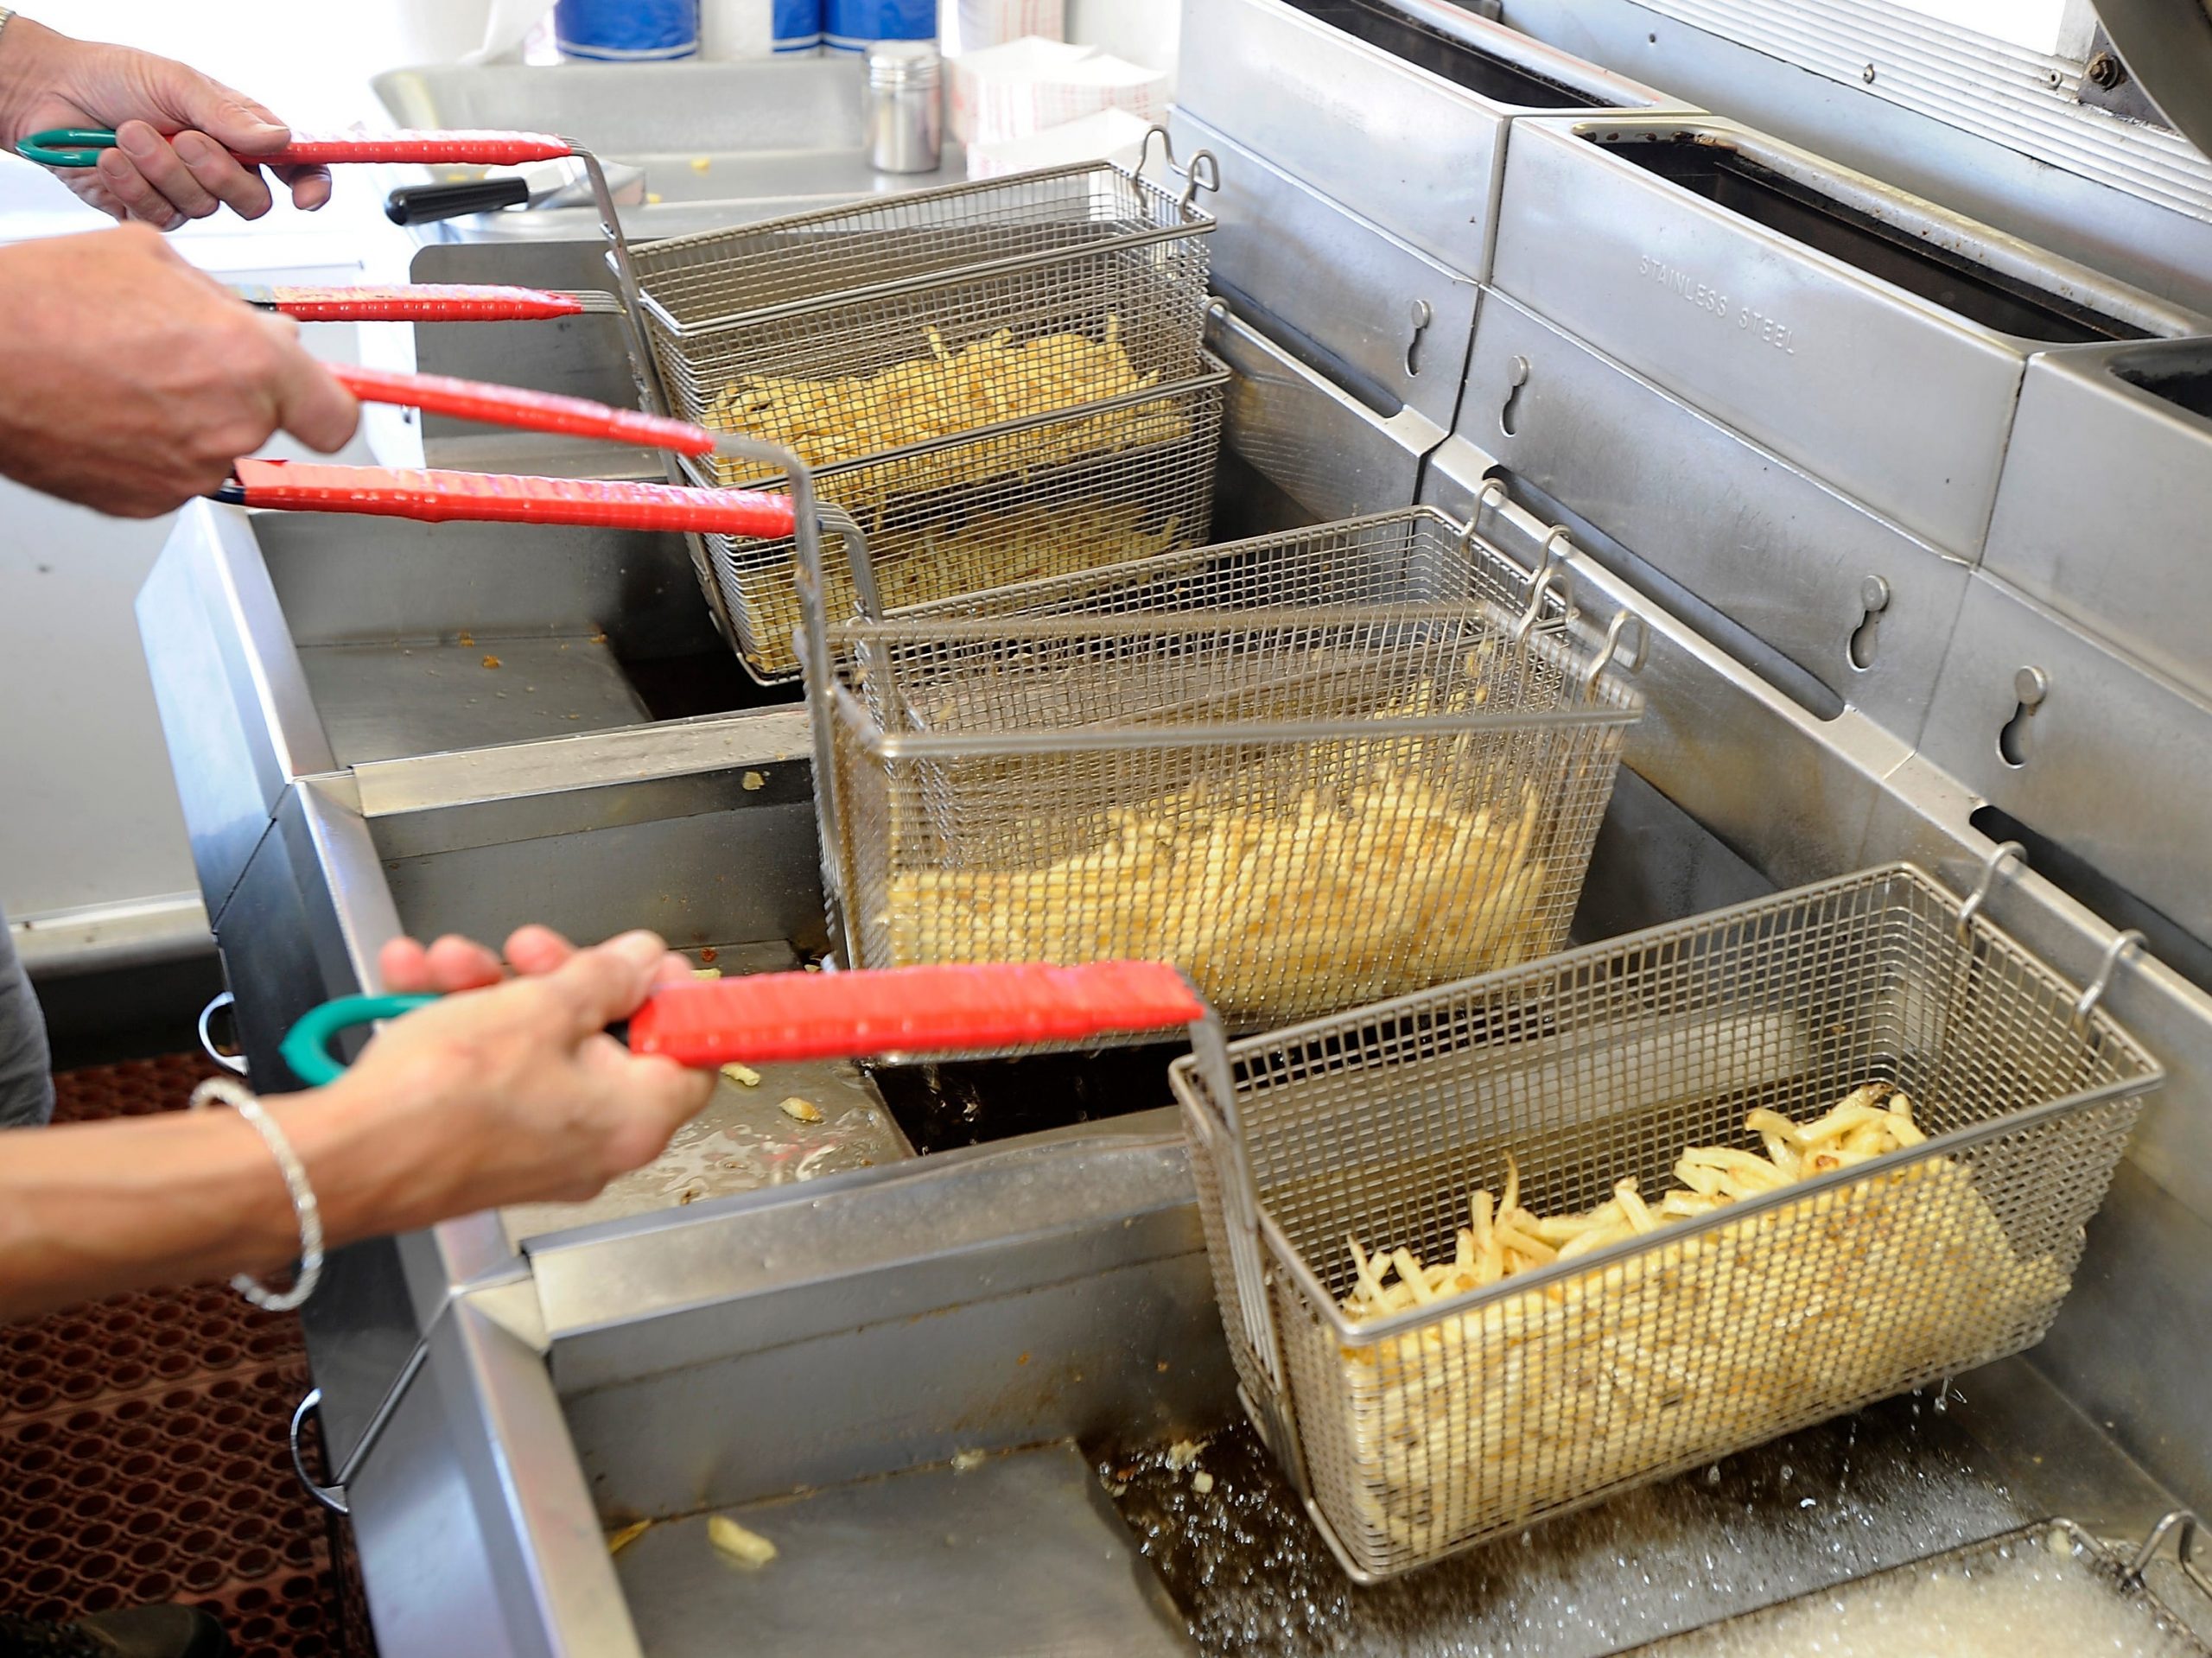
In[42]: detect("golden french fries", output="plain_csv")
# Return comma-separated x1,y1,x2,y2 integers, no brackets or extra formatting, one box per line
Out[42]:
741,501,1185,665
880,772,1558,1026
704,321,1190,503
1327,1085,2069,1560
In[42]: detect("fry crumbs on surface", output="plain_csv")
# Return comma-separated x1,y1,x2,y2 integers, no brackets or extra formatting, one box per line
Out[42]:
707,1515,776,1567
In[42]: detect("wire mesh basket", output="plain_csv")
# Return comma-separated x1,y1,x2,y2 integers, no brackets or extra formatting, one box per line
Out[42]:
1170,862,2165,1582
888,505,1571,627
796,511,1647,1029
619,145,1222,679
697,355,1227,679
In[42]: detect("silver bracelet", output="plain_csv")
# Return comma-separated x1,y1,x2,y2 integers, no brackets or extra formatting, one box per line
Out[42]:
191,1076,325,1312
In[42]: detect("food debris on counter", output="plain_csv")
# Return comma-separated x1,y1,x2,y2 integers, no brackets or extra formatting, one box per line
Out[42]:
950,1449,988,1473
607,1520,652,1557
721,1061,764,1089
779,1096,825,1124
707,1515,777,1568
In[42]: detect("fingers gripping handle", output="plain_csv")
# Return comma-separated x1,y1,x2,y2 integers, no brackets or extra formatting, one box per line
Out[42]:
228,461,798,537
333,365,718,454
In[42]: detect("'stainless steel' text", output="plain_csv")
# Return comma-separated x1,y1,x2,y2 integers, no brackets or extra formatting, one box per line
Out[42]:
1638,254,1798,354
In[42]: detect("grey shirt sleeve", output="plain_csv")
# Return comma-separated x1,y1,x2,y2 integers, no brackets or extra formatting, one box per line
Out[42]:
0,905,55,1128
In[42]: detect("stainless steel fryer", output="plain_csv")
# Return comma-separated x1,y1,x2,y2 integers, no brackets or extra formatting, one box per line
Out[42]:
127,1,2212,1647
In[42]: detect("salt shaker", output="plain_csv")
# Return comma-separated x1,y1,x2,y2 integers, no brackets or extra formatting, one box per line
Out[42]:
865,40,944,175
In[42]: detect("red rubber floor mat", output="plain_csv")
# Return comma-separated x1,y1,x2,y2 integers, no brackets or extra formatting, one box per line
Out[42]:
1,1057,375,1656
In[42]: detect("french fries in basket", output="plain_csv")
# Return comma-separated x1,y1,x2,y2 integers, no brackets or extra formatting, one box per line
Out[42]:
882,773,1559,1027
704,321,1188,502
1333,1086,2069,1560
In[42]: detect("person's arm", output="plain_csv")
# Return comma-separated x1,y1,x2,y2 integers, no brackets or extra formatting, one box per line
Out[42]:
0,15,332,226
0,928,715,1322
0,224,358,515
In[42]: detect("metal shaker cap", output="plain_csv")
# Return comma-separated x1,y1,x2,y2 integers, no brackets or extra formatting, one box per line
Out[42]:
866,39,942,86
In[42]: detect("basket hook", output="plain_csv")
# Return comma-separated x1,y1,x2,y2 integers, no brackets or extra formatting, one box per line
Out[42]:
2125,1509,2203,1590
1513,559,1572,643
2075,928,2148,1027
1955,840,2024,938
1138,123,1173,178
1583,609,1649,693
1179,149,1222,212
1452,478,1512,561
1535,523,1577,601
1137,127,1221,212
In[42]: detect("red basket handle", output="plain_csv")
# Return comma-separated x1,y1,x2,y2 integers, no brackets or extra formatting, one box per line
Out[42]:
227,460,796,537
266,130,575,167
628,961,1208,1068
333,365,716,456
246,283,588,324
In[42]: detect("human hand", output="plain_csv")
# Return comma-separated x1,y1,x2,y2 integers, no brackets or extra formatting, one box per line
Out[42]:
378,923,701,1001
0,18,331,226
316,928,714,1226
0,224,358,516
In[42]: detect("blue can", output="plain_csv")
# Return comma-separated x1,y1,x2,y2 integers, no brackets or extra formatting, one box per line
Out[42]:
776,0,823,50
823,0,935,51
556,0,701,60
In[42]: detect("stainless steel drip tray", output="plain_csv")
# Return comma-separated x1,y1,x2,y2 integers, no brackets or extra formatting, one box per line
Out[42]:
616,1446,1195,1657
1488,116,2209,557
296,635,652,765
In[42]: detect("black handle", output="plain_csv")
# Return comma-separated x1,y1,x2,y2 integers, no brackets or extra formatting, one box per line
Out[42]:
383,176,531,226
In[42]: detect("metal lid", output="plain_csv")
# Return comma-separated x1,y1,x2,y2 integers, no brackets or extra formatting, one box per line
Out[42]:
866,39,941,86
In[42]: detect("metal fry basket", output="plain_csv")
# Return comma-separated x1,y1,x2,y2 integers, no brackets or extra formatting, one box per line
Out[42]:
698,359,1227,679
1170,862,2165,1582
796,513,1646,1030
620,142,1222,679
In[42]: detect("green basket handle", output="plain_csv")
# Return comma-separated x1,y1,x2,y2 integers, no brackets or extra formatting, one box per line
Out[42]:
16,128,122,168
281,993,438,1087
